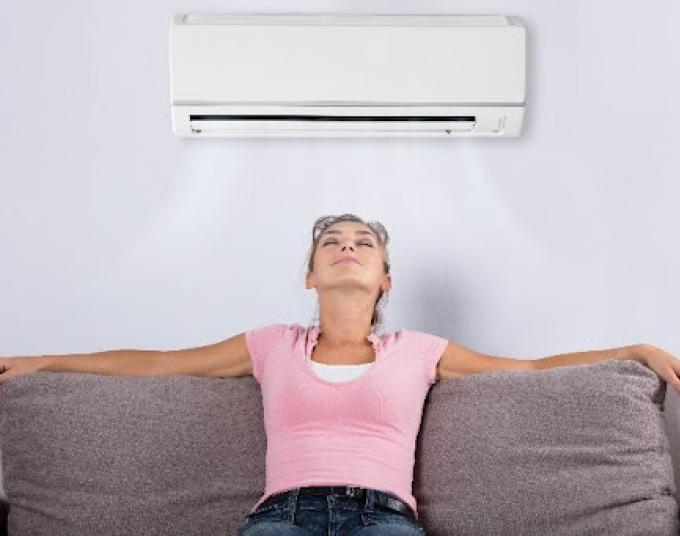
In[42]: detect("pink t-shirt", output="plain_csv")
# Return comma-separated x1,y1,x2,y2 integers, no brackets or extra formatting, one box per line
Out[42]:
244,322,449,519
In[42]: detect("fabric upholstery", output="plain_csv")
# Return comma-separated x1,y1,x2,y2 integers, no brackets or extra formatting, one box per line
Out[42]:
414,359,678,534
0,359,677,535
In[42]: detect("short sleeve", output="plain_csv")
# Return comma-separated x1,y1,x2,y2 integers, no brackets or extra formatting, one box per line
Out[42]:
244,323,291,383
408,330,450,386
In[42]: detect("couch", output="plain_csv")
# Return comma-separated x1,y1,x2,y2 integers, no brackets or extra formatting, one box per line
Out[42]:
0,359,678,535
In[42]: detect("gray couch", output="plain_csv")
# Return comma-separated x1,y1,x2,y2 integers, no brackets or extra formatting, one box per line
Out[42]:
0,359,678,535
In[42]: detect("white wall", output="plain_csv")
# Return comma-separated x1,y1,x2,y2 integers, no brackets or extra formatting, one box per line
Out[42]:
3,0,678,356
2,0,680,492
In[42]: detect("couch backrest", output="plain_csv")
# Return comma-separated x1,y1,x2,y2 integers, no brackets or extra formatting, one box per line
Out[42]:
0,359,678,535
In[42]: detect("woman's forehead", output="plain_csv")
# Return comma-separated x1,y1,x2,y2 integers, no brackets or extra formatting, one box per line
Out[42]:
322,222,374,236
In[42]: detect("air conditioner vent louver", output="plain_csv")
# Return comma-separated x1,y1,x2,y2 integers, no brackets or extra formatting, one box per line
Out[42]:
189,115,476,122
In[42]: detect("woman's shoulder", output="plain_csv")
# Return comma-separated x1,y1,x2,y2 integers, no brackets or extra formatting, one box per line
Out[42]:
391,327,449,346
245,323,447,346
245,322,301,337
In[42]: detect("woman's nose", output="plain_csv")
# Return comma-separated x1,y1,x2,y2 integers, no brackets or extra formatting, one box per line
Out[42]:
341,244,355,251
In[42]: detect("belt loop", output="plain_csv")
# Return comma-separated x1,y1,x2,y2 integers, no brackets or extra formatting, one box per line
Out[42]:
286,488,300,523
363,488,375,513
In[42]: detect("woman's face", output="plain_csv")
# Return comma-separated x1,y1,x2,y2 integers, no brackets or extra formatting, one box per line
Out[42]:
306,221,391,297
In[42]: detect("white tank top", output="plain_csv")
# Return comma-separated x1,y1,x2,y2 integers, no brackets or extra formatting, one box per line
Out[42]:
310,361,374,383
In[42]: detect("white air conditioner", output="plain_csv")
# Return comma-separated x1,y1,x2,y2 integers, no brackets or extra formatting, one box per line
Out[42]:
169,13,526,138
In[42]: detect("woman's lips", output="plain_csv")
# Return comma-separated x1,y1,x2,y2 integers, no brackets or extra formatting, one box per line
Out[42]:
335,257,360,264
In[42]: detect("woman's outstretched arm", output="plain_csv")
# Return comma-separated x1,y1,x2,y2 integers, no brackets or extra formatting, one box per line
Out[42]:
534,343,680,394
438,340,680,395
0,332,253,384
532,344,646,370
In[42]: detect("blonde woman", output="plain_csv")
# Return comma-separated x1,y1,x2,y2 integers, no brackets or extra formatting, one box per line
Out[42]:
1,214,678,536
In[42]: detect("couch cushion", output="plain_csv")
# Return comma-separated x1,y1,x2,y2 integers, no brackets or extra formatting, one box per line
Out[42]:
0,360,677,535
414,359,679,535
0,372,266,536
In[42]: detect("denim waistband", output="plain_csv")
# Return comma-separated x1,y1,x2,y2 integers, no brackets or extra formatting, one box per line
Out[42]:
257,485,416,520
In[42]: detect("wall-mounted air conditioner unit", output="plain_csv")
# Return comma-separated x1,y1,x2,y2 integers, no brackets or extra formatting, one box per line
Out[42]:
169,13,526,138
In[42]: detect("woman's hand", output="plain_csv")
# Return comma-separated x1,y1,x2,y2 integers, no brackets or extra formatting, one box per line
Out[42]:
640,344,680,394
0,357,46,385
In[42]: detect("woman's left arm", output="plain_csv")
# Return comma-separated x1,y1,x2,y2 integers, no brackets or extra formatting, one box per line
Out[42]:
534,343,680,394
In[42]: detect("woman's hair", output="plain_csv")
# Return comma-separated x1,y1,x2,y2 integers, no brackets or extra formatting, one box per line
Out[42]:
305,214,390,331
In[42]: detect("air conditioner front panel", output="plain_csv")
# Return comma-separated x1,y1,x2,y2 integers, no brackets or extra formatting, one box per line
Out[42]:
170,15,525,105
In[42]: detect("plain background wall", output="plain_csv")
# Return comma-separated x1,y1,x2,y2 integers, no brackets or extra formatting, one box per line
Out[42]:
2,0,680,497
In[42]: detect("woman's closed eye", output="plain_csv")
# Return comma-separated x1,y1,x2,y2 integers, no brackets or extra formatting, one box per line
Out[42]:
323,240,374,247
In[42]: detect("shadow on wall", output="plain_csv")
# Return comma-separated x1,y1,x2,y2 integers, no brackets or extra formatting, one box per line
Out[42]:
411,265,474,340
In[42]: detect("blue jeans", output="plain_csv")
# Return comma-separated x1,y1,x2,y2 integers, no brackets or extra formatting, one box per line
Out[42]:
237,487,427,535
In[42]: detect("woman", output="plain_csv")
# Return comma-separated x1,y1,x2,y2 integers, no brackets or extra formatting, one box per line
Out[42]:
1,213,679,536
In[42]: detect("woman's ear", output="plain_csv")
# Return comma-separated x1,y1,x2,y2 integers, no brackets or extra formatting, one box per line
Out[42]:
382,275,392,293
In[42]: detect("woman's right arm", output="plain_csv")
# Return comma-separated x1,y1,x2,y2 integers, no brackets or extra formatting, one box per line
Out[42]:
0,333,253,384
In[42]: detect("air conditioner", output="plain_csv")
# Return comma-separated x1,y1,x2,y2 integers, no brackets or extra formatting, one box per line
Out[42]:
169,13,526,138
